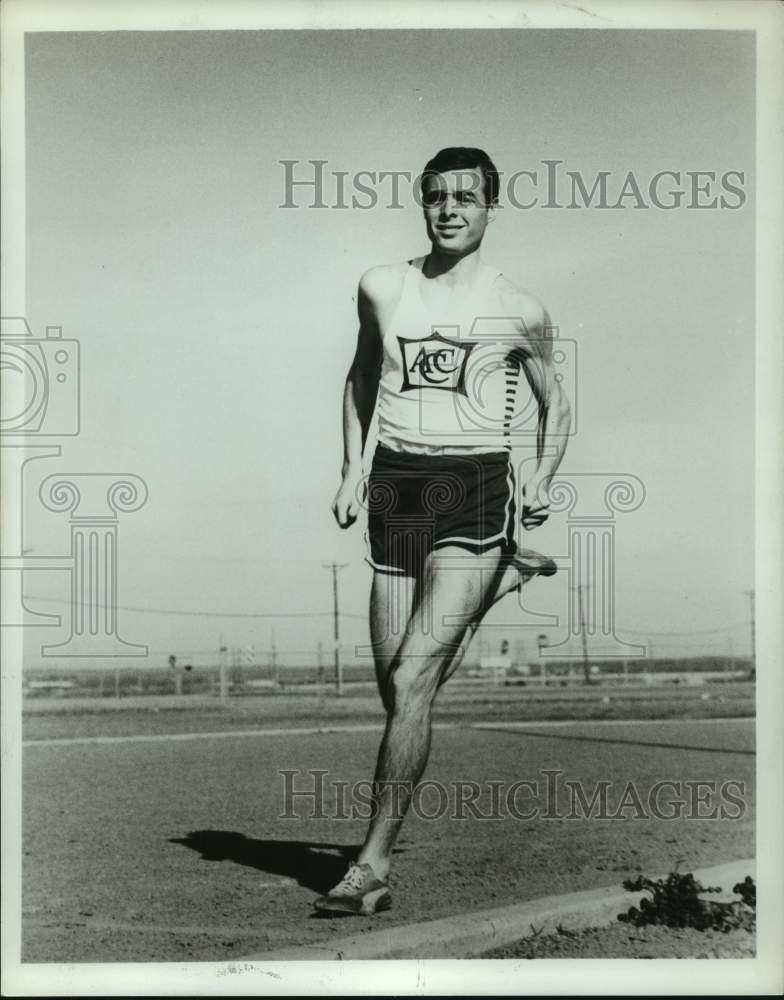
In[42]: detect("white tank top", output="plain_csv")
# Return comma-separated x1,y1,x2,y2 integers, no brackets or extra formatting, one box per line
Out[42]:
376,257,527,454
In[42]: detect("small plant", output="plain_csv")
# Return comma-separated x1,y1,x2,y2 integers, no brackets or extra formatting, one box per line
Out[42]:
733,876,756,909
617,872,756,932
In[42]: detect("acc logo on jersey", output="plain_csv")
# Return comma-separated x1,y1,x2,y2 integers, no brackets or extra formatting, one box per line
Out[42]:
397,332,476,394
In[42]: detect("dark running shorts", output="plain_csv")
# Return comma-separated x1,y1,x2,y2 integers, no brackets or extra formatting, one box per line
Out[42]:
365,444,517,577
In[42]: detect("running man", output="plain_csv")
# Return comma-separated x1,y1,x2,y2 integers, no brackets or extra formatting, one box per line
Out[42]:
319,147,571,915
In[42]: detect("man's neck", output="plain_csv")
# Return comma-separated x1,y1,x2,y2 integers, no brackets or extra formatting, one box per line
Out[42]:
422,246,483,284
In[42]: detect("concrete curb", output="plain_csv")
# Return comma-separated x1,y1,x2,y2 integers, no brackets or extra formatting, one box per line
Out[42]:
243,857,755,961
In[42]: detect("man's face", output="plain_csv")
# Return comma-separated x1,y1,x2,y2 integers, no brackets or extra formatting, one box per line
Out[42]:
421,167,494,256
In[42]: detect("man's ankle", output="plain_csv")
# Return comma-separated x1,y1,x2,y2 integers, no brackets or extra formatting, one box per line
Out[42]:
357,856,390,882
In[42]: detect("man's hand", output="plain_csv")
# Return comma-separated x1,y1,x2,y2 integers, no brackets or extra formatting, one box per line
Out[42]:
332,472,365,529
522,477,551,530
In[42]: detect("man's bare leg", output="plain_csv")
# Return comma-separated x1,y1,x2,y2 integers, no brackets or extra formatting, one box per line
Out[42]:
369,571,418,712
313,546,557,910
436,547,558,688
370,546,557,704
358,546,508,881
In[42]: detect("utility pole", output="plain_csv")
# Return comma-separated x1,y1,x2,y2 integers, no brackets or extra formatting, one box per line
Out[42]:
270,626,278,686
537,633,548,687
514,635,525,680
317,639,325,710
232,646,240,691
576,583,590,685
745,589,756,680
219,634,228,702
323,563,347,696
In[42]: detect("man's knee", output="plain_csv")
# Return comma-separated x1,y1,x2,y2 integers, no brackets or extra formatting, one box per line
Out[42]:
388,645,459,711
387,659,433,711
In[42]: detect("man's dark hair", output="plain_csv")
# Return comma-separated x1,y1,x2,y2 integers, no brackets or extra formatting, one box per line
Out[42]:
421,147,500,206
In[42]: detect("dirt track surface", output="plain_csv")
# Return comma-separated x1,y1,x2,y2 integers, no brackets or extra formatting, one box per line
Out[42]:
22,694,755,963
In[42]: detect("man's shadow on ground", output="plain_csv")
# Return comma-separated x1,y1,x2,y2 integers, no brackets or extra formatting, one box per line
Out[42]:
170,831,405,894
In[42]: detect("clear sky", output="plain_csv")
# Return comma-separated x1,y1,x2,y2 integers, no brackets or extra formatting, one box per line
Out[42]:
21,28,755,668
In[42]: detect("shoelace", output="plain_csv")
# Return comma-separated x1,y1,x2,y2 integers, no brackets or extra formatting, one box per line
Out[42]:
333,863,366,894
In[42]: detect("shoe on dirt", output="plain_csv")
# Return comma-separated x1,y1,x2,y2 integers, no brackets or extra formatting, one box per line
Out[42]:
313,862,391,916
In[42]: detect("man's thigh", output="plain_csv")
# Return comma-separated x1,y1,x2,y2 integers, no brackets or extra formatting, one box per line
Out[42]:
382,546,509,703
412,545,507,646
372,546,507,702
370,570,418,697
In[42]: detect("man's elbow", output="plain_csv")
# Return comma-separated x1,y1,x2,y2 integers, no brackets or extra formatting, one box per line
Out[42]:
347,363,380,389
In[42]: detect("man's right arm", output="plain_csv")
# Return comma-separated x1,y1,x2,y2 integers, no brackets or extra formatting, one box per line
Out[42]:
332,272,384,528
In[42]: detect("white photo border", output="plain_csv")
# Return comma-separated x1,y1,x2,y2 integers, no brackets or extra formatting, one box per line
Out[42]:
1,0,782,996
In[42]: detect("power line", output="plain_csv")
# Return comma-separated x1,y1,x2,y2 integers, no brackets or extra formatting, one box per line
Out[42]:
642,640,751,650
21,595,744,638
618,622,748,637
21,594,359,620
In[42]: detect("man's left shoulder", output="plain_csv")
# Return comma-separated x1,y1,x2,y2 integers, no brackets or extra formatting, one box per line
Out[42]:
493,274,549,336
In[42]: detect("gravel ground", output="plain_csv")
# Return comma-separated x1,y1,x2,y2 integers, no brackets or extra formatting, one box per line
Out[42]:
483,922,756,959
21,710,755,962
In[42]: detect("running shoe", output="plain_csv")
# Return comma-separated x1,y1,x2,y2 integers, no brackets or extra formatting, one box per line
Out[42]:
313,861,391,916
511,546,558,583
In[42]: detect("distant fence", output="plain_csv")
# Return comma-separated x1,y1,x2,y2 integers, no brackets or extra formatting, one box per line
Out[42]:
22,655,754,700
21,662,374,699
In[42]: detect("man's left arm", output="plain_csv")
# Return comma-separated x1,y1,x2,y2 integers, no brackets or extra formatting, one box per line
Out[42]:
517,305,572,530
